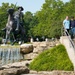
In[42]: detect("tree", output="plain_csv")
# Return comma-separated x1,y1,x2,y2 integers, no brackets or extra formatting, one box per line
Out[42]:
0,3,17,37
32,0,64,38
1,0,75,40
24,11,39,38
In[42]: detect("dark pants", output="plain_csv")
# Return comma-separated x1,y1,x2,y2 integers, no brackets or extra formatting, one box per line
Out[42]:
66,29,69,33
65,29,69,36
71,27,75,39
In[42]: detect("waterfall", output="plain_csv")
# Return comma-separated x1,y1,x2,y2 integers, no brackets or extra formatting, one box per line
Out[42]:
0,47,23,66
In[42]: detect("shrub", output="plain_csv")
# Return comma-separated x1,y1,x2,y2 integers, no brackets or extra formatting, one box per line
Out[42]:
0,37,2,44
29,44,73,71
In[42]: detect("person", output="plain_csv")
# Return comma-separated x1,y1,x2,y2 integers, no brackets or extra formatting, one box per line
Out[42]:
63,16,70,33
70,16,75,38
14,6,24,31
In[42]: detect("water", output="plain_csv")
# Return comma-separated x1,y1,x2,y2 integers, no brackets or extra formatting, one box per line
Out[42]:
0,47,23,66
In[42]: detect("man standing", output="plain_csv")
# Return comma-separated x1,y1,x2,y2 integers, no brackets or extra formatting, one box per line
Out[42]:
63,16,70,36
63,16,70,34
70,16,75,38
14,6,24,31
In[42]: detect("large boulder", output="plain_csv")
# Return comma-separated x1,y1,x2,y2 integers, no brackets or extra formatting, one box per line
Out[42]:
0,68,18,75
0,67,29,75
0,61,31,75
20,44,33,54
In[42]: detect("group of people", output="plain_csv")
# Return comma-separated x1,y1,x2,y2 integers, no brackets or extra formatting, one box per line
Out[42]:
63,16,75,39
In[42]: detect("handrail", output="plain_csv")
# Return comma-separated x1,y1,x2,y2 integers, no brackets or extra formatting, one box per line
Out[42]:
61,26,75,50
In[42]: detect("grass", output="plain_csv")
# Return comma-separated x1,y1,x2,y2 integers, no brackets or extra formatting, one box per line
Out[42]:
0,45,20,48
29,44,74,71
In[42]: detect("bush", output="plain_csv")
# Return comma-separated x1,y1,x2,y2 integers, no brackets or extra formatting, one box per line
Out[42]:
0,37,3,44
29,44,74,71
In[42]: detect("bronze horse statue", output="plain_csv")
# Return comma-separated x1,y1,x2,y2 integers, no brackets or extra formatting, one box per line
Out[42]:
4,8,26,45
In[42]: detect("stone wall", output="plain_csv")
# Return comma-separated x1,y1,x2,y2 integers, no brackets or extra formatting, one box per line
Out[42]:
23,41,60,60
27,70,75,75
1,40,74,75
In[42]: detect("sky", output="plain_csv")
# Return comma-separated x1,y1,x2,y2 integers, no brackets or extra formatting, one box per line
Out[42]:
61,0,70,2
0,0,69,14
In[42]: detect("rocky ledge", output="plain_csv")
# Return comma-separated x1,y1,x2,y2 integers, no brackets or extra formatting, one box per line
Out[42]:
0,60,31,75
22,70,75,75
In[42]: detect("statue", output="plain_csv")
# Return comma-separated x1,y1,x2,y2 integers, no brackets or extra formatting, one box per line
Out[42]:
2,7,26,45
14,6,24,31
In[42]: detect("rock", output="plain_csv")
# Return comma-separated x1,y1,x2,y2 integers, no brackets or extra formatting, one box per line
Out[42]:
17,67,29,75
24,53,38,60
22,71,75,75
0,61,32,75
2,60,32,68
30,70,38,74
22,74,39,75
0,68,17,75
20,44,33,54
0,67,29,75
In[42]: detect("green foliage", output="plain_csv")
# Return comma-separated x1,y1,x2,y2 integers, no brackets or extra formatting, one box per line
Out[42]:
29,44,74,71
30,0,75,38
0,3,18,37
24,11,39,37
0,0,75,40
31,0,64,38
0,37,2,44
